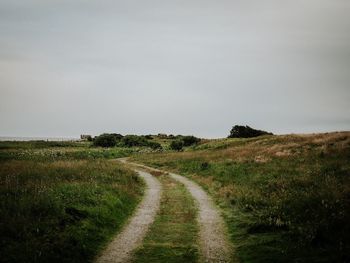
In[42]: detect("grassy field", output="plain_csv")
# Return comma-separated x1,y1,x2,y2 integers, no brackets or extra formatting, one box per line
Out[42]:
0,140,138,161
132,132,350,262
0,142,144,263
0,140,88,150
1,132,349,262
134,172,199,263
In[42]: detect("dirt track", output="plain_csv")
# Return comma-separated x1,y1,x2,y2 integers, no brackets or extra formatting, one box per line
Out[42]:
124,161,233,263
96,170,161,263
169,173,232,263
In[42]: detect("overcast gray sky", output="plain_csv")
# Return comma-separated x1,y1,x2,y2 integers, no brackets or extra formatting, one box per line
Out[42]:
0,0,349,138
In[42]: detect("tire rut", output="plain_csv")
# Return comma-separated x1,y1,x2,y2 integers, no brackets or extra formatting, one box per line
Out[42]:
169,173,232,263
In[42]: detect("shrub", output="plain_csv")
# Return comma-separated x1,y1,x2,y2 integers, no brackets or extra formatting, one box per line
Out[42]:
170,140,184,151
228,125,273,138
94,134,161,150
121,135,161,150
110,133,123,141
148,141,162,150
93,134,117,147
122,135,149,147
181,136,201,146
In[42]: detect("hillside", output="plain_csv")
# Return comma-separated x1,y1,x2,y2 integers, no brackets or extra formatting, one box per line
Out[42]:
132,132,350,262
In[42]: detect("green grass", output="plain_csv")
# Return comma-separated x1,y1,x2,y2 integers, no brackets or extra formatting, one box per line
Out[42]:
133,174,199,263
0,159,144,263
0,140,88,150
0,145,139,162
2,133,349,262
132,132,350,262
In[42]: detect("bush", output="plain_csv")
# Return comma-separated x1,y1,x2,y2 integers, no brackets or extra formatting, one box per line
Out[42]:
170,140,184,151
228,125,273,138
93,134,162,150
148,141,162,150
121,135,162,150
93,134,117,147
122,135,148,147
110,133,123,141
181,136,201,146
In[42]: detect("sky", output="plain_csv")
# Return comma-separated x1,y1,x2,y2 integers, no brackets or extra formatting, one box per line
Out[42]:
0,0,349,138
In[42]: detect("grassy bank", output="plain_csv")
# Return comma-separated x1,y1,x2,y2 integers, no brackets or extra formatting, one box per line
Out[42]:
132,132,350,262
134,172,199,263
0,159,144,263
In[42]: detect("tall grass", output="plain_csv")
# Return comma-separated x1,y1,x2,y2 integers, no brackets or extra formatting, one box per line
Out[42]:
0,140,87,150
133,132,350,262
0,147,136,161
0,160,144,263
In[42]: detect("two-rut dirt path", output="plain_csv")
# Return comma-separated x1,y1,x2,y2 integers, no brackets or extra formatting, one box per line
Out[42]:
96,159,233,263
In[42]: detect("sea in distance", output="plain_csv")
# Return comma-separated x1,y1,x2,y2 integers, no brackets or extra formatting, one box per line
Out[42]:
0,136,79,141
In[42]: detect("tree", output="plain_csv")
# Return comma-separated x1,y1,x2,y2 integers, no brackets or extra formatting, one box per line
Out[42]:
228,125,273,138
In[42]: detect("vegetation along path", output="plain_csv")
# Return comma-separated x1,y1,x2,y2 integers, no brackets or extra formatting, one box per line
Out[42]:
96,167,162,263
133,171,199,263
126,160,234,263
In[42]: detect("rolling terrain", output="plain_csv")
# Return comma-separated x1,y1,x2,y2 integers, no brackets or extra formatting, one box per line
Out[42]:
1,132,349,262
132,132,350,262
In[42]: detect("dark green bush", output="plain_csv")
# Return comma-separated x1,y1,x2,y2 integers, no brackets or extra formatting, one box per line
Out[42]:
121,135,161,150
228,125,273,138
93,134,117,147
170,140,184,151
122,135,148,147
181,136,201,146
110,133,123,141
147,141,162,150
